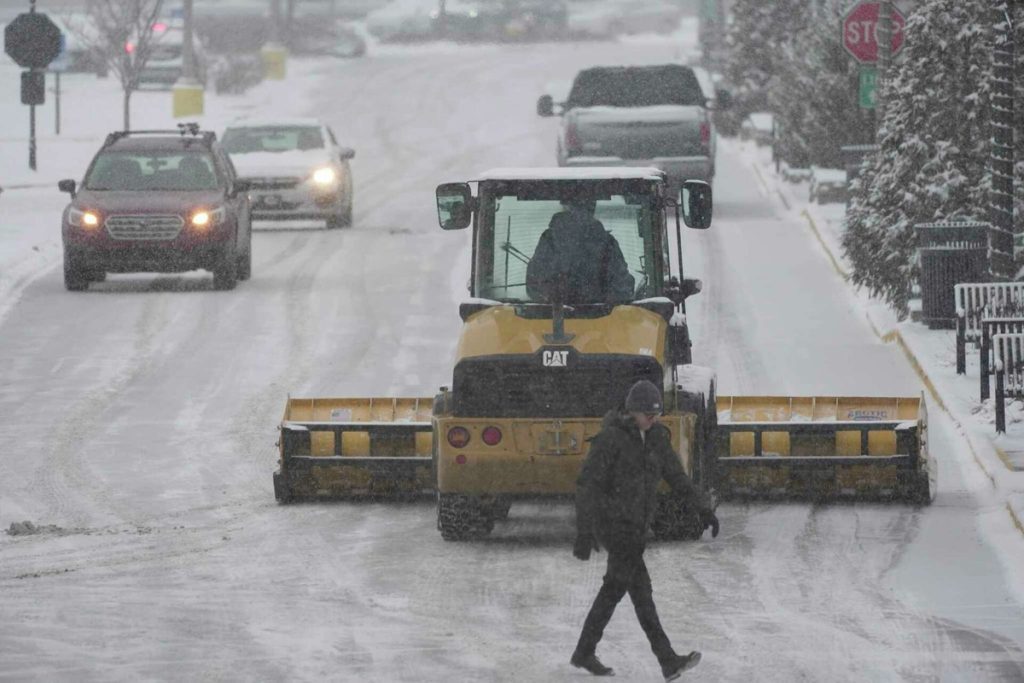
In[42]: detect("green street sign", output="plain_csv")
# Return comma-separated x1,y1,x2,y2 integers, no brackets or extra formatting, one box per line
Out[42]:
859,67,877,109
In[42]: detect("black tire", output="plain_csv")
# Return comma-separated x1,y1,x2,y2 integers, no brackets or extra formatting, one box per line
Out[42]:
213,250,238,290
273,471,293,504
488,498,512,521
437,493,493,541
64,254,90,291
237,234,252,281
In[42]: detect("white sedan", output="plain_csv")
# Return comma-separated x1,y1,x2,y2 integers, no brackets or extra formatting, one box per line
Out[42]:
221,118,355,229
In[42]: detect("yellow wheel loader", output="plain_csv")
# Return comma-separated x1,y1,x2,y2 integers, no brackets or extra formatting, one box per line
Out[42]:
274,167,934,536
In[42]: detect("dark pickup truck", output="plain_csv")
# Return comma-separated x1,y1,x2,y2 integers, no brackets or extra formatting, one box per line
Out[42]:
538,64,728,187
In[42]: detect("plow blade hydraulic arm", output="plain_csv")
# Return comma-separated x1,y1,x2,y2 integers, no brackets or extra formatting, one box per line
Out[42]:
715,395,934,503
274,397,435,501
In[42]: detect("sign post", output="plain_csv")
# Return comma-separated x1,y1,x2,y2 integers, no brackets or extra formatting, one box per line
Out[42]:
4,0,63,170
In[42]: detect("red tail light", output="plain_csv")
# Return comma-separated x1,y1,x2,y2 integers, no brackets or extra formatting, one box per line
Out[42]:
482,426,502,446
447,427,471,448
700,121,711,147
565,120,581,154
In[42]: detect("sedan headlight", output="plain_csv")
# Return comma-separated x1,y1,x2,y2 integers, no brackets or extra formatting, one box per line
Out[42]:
68,207,101,229
311,166,338,186
190,206,227,229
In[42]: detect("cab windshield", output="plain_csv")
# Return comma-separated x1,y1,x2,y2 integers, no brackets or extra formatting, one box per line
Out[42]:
474,180,665,304
84,151,219,191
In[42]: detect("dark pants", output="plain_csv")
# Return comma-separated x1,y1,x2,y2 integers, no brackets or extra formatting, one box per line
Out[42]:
574,538,675,666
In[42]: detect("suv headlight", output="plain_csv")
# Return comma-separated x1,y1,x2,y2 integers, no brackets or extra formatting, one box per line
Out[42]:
68,208,101,229
190,206,227,228
311,166,338,186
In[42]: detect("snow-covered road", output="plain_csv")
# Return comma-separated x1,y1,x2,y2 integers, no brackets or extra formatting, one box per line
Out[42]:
1,37,1023,682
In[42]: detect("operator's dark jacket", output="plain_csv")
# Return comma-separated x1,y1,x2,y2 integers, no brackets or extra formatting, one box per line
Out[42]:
526,212,634,303
576,410,708,547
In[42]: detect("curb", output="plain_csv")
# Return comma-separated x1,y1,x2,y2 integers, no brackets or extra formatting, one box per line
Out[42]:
790,189,1024,534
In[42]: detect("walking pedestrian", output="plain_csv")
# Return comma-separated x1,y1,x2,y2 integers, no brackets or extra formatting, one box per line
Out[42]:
570,379,719,680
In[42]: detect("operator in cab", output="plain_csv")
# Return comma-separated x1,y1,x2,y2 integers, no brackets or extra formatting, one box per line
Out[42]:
526,197,635,304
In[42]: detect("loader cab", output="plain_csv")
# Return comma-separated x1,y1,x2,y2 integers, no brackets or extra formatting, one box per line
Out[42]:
436,168,710,310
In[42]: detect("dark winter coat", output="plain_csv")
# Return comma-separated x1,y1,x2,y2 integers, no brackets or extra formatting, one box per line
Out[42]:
525,211,634,304
575,410,708,547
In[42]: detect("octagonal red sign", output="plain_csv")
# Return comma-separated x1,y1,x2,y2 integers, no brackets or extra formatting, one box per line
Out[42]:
842,1,906,64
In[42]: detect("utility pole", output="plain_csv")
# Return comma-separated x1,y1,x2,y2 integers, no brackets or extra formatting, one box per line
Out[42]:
172,0,203,117
875,0,892,128
990,0,1016,279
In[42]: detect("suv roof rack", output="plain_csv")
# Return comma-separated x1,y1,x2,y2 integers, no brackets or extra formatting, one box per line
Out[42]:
102,122,217,148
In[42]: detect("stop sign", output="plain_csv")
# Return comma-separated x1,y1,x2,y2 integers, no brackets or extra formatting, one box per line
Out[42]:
4,12,62,69
842,1,906,64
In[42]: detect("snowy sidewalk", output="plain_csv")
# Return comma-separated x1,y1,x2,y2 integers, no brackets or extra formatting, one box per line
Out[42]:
730,136,1024,538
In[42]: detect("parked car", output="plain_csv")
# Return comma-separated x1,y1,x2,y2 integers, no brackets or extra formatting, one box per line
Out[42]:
50,13,109,75
808,167,848,204
221,118,355,229
740,112,775,146
366,0,437,42
539,63,728,187
57,125,252,291
136,23,208,89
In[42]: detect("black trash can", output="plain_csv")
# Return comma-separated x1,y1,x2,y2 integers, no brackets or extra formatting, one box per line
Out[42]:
914,221,991,329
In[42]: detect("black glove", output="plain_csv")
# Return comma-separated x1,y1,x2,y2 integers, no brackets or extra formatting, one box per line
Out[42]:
573,534,601,561
699,509,719,538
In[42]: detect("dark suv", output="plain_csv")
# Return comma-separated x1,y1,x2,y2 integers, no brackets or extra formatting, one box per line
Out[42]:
58,124,252,291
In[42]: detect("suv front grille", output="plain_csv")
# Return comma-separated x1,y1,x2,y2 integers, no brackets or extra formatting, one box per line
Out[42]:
105,214,184,241
248,177,301,190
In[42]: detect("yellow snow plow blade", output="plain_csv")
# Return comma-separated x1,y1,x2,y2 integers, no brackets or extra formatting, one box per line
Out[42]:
273,397,435,502
715,395,934,503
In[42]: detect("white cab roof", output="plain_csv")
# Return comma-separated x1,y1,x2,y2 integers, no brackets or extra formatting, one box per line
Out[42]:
476,167,665,182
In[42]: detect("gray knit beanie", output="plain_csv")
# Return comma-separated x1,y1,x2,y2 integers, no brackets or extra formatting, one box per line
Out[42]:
625,380,663,414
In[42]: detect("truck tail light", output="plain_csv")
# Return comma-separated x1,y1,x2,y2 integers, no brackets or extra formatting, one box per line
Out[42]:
566,120,581,154
447,427,471,448
481,426,502,446
700,121,711,147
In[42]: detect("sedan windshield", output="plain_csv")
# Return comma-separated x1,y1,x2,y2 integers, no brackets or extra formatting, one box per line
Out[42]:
221,126,325,154
84,151,219,191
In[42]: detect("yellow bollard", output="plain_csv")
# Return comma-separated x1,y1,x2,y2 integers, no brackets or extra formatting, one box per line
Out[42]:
172,79,204,117
260,43,288,80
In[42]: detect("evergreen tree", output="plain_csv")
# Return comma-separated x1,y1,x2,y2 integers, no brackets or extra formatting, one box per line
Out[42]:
842,0,1024,315
770,0,874,168
719,0,810,135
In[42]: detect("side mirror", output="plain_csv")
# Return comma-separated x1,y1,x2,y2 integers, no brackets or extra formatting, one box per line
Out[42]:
58,179,76,195
232,179,252,195
681,277,702,298
536,94,554,117
666,276,702,304
714,88,733,110
680,180,712,230
338,147,355,160
436,182,473,230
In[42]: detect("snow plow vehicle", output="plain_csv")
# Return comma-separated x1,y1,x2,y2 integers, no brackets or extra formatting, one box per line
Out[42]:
273,167,934,537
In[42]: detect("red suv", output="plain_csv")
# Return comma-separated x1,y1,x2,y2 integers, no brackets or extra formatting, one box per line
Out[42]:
58,125,252,291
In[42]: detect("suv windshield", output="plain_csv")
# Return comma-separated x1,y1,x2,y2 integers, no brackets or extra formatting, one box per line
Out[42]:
221,126,325,154
474,181,665,304
567,65,705,109
84,151,220,191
